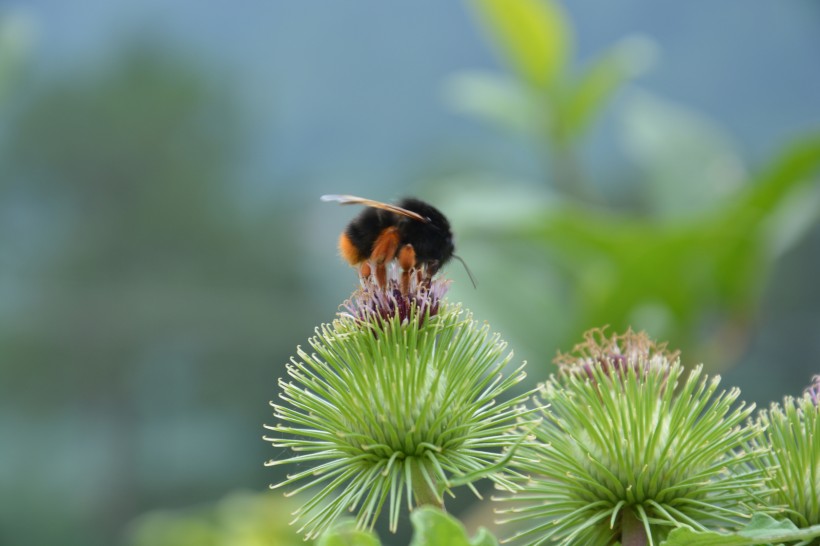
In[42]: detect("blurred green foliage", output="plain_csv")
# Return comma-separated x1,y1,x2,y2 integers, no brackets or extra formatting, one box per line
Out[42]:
314,507,497,546
0,14,30,103
1,46,317,409
316,522,380,546
454,0,655,195
125,496,500,546
125,491,305,546
439,0,820,372
0,40,319,546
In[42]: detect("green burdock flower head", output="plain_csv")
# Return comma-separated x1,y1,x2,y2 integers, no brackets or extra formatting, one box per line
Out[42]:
753,374,820,530
265,270,533,539
496,328,765,546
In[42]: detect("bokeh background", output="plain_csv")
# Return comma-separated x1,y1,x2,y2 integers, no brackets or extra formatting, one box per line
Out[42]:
1,1,819,545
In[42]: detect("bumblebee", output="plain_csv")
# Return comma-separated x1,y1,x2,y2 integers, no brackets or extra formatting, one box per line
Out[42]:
321,194,473,292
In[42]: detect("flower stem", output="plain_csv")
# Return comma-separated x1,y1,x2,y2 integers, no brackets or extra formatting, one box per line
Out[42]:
410,458,444,509
621,508,648,546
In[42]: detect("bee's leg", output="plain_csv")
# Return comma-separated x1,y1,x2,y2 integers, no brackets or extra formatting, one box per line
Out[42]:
369,226,400,288
374,265,388,289
421,260,440,288
359,262,372,284
398,244,416,295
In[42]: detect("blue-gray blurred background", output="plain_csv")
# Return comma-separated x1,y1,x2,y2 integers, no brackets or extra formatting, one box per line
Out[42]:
1,1,819,545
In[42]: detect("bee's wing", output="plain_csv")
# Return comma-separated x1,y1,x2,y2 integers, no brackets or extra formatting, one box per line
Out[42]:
321,194,427,223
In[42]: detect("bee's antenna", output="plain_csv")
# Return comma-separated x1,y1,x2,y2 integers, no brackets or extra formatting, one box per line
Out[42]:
452,254,477,289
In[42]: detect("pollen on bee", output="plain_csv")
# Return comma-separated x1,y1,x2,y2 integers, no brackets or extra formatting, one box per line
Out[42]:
360,262,372,280
398,244,416,271
398,244,416,295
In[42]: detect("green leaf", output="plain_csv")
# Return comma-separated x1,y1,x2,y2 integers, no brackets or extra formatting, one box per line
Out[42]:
316,520,380,546
443,70,541,135
661,513,820,546
662,528,759,546
409,507,499,546
618,89,747,218
468,0,570,89
562,35,657,140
